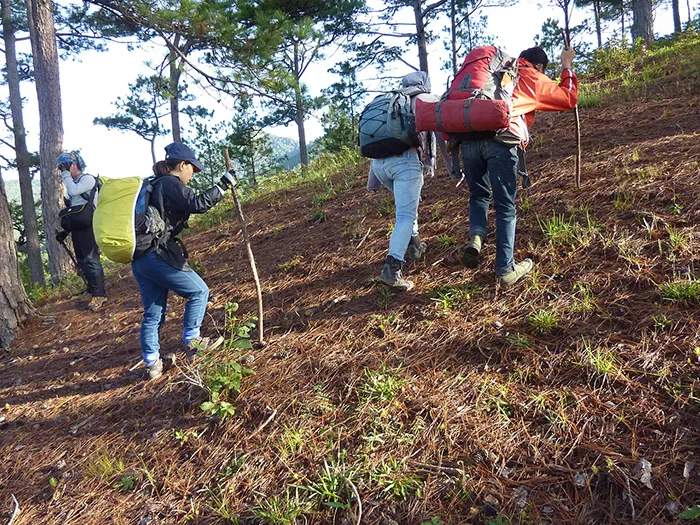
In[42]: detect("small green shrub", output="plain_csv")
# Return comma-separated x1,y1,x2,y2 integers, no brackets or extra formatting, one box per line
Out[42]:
660,279,700,306
296,461,352,510
360,366,404,403
430,283,483,310
434,234,457,246
538,214,577,246
528,309,560,333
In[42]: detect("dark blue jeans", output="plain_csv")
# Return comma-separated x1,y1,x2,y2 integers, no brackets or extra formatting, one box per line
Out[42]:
460,140,519,276
132,251,209,366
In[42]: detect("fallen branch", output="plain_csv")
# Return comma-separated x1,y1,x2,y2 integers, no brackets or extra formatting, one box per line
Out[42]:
248,408,278,439
8,494,20,525
346,477,362,525
356,227,371,248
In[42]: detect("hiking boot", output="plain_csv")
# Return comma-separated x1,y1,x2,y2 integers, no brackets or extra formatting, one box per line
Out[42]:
162,352,176,371
461,235,483,269
499,259,534,287
379,255,414,291
86,296,107,311
405,235,427,261
146,359,164,380
185,335,225,358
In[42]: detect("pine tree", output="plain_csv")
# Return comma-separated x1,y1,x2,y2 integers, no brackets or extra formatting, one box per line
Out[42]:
24,0,71,285
0,169,32,348
1,0,44,287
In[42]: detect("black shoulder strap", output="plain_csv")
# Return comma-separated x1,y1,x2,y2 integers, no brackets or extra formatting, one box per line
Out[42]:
79,175,100,207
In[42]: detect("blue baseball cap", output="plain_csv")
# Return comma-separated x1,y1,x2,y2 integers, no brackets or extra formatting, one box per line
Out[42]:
164,142,205,172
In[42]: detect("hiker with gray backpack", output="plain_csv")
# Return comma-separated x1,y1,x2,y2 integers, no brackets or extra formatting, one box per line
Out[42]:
359,71,445,291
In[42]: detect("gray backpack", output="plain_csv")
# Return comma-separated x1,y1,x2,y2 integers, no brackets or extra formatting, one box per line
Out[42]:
358,72,432,159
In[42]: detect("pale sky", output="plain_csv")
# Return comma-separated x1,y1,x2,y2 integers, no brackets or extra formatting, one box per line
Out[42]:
1,0,684,180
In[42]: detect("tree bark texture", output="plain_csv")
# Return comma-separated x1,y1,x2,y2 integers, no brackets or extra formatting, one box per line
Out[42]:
25,0,71,285
293,42,309,166
2,0,45,287
450,0,457,76
0,173,33,349
413,0,430,74
671,0,681,32
631,0,654,44
169,34,182,143
594,0,602,47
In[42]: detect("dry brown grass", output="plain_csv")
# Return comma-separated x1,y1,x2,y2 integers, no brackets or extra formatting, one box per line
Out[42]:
1,64,699,525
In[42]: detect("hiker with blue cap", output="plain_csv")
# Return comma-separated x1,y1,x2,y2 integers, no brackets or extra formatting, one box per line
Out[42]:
56,150,107,310
132,142,237,380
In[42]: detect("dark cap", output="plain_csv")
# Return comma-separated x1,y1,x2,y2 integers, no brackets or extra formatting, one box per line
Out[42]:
164,142,205,172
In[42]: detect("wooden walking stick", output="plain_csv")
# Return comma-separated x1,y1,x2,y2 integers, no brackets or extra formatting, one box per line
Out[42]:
561,21,582,188
223,149,265,345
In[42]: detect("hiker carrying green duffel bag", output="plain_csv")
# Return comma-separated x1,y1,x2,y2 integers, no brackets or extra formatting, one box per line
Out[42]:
93,176,169,264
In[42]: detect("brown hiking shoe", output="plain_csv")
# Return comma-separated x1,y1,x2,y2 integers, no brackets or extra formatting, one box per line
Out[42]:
86,296,107,310
185,335,225,358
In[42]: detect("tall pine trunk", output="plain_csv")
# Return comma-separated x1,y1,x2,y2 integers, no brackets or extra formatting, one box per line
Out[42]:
0,171,33,349
450,0,457,76
2,0,45,288
413,0,430,74
169,34,182,142
594,0,602,47
631,0,654,44
671,0,681,32
25,0,70,285
293,42,308,166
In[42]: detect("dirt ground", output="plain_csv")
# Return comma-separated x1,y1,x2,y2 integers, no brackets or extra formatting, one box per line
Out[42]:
1,76,699,524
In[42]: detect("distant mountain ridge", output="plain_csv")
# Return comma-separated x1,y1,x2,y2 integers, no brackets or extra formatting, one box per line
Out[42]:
1,135,305,204
3,178,41,205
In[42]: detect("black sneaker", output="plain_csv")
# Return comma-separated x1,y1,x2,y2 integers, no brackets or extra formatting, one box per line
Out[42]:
379,255,414,291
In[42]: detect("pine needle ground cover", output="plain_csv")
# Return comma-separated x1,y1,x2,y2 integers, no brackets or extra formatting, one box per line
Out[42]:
1,34,699,525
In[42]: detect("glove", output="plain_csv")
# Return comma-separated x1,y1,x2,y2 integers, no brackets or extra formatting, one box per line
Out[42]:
218,169,237,191
57,162,71,172
56,230,69,243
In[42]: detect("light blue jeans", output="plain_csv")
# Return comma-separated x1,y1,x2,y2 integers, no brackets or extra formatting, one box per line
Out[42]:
460,140,519,276
370,150,423,262
132,251,209,366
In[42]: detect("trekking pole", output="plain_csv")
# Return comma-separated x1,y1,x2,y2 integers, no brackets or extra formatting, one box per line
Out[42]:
56,232,88,287
222,148,265,345
562,28,582,189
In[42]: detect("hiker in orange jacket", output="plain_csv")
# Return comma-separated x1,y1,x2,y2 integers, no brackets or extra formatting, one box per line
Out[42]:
460,45,578,286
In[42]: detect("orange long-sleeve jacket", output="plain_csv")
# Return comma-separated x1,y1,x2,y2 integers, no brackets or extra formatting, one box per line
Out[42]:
507,58,579,147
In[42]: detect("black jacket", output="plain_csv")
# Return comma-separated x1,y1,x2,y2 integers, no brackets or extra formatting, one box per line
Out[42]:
149,174,224,270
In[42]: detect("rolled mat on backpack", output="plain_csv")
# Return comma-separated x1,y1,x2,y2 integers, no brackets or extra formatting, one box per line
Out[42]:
414,97,511,134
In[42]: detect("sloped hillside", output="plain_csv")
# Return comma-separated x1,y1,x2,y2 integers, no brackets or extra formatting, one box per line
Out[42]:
1,35,699,524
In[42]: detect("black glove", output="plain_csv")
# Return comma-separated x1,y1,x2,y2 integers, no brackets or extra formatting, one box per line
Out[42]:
56,230,69,243
218,169,237,191
57,162,71,172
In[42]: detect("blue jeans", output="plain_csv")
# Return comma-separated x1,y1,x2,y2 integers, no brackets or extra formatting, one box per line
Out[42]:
460,140,519,276
370,150,423,262
132,251,209,366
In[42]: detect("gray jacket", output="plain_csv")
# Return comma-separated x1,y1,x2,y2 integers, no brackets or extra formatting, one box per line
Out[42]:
62,171,99,207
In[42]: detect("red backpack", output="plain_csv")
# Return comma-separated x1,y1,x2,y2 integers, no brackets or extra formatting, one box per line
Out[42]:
415,46,519,134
